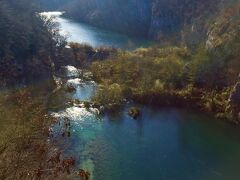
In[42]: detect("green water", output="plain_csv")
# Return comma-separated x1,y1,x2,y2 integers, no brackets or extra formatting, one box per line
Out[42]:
54,106,240,180
50,68,240,180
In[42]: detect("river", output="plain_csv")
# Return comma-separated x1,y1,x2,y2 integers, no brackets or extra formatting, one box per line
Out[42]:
40,11,155,49
42,12,240,180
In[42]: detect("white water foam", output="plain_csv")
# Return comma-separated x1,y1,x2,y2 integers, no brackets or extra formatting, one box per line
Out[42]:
39,11,64,18
64,65,80,77
67,78,84,87
51,106,100,122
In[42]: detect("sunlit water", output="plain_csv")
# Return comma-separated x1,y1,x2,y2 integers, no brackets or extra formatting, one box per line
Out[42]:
48,66,240,180
40,11,155,49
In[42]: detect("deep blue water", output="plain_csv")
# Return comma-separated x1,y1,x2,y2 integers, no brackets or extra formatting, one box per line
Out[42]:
51,71,240,180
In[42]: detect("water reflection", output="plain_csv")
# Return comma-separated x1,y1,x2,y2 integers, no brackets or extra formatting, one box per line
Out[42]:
41,11,155,49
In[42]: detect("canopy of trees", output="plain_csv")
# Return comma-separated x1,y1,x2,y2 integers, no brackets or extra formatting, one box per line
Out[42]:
0,0,65,87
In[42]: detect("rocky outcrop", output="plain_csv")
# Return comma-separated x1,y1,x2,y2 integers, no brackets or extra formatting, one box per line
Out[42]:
205,4,240,85
206,5,240,50
229,75,240,122
39,0,239,47
149,0,220,45
62,0,151,37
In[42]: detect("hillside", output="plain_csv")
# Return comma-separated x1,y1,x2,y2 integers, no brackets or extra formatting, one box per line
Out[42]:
39,0,239,46
1,0,240,179
0,0,66,88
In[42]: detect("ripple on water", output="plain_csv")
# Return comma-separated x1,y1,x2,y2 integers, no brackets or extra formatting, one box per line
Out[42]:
51,106,97,122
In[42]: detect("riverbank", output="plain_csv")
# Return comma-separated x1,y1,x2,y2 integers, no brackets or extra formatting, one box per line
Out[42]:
90,46,239,124
49,41,239,124
42,64,240,180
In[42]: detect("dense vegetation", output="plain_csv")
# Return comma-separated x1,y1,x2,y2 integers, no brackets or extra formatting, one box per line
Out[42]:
0,0,73,178
86,2,240,122
0,0,66,88
0,0,240,178
0,85,52,179
91,44,239,122
38,0,240,122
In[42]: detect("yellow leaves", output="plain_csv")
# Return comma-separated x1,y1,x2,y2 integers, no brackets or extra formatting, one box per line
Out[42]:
108,83,123,100
154,79,164,92
153,57,164,64
199,89,231,113
134,46,189,59
93,83,124,105
92,46,188,99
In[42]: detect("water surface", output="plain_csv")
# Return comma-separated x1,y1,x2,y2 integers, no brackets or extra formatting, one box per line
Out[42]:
50,67,240,180
41,12,240,180
41,11,155,49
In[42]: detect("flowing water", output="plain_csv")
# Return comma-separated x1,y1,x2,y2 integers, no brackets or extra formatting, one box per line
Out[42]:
40,12,240,180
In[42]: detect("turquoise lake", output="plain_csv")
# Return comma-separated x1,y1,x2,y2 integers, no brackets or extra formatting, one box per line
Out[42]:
43,12,240,180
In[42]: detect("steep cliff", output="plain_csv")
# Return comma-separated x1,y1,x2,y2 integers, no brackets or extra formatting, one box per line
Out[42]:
62,0,152,37
230,78,240,122
39,0,239,46
150,0,219,44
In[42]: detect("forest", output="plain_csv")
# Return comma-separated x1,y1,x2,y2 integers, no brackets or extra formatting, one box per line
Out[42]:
0,0,240,179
